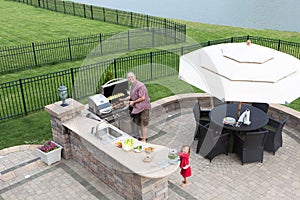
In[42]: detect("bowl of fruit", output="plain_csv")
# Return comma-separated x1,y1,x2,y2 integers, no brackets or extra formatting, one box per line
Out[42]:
144,146,155,153
115,141,122,148
122,138,134,151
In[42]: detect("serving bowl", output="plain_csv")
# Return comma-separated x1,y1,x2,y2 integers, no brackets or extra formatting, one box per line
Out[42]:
122,138,134,151
133,144,143,153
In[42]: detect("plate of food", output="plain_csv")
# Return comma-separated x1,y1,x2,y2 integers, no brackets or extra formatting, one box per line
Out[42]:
133,144,143,153
223,117,236,125
143,155,153,163
115,141,122,148
144,146,155,153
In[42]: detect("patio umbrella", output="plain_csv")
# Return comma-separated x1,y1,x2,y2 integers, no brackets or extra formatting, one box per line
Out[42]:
178,42,300,107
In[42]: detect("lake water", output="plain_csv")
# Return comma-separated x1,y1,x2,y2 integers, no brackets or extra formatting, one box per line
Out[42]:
71,0,300,33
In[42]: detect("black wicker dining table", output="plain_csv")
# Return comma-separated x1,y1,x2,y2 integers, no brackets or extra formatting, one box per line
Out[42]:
209,103,269,132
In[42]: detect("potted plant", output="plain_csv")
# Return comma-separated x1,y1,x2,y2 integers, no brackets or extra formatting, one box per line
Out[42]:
37,141,63,165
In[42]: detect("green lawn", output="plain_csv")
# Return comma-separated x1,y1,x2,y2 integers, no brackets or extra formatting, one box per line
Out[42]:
1,0,300,150
0,0,128,46
0,111,52,149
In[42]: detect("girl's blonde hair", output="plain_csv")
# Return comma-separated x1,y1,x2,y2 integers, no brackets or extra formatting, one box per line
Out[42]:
181,144,191,155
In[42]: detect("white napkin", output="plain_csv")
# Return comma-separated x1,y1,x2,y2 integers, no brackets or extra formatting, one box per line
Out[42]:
243,109,251,125
238,109,251,125
238,110,247,122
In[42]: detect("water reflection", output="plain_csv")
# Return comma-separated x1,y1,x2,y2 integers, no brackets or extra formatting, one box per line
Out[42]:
71,0,300,32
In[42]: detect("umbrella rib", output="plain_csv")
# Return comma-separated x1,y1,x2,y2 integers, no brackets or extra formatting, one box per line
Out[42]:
201,66,276,83
275,71,297,82
223,55,274,64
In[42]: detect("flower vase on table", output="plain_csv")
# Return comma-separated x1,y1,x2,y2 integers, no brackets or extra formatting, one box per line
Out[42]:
37,141,63,165
168,149,179,165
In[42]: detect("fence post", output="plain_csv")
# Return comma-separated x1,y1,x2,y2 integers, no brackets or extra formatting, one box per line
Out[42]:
72,2,75,16
150,52,153,80
152,28,155,47
184,24,186,42
38,0,40,7
68,37,72,61
62,1,66,14
278,40,281,51
32,42,38,67
99,33,103,55
181,46,184,56
164,19,167,37
91,5,93,20
146,15,149,30
116,9,119,24
130,12,133,27
103,7,106,22
174,24,177,44
19,79,28,115
54,0,57,12
71,68,76,99
113,58,117,78
128,30,130,51
208,41,211,46
83,4,86,18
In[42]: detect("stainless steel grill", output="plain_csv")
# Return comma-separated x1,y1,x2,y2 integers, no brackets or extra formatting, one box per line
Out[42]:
88,78,131,129
88,94,112,116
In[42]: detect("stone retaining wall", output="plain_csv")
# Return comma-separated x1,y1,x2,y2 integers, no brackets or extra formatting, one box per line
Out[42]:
268,104,300,134
150,93,212,119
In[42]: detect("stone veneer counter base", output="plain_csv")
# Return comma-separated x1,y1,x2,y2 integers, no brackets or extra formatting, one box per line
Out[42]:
63,116,178,178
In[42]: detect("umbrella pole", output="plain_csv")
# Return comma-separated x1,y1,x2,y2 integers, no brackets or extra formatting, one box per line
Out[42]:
238,102,242,117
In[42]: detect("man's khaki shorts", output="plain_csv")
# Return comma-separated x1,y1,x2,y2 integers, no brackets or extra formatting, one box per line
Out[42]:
132,109,150,126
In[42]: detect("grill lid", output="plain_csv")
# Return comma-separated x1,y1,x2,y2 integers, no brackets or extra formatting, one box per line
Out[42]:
88,94,112,115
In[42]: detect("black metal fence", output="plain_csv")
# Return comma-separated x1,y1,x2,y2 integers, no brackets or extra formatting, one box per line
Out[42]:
1,0,186,74
0,28,185,74
1,35,300,121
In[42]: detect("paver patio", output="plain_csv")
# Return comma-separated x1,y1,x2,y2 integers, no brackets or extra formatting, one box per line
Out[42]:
1,108,300,199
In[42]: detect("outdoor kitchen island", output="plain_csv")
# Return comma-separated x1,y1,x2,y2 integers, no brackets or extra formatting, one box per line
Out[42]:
45,99,178,200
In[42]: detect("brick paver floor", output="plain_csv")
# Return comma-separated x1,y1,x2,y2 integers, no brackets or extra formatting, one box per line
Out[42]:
1,108,300,199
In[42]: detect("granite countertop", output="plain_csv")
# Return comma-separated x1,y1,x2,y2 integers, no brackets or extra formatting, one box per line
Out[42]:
63,116,178,178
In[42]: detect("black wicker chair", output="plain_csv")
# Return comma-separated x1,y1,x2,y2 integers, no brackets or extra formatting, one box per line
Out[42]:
263,116,289,155
196,124,230,162
252,102,269,113
193,102,210,140
233,130,268,165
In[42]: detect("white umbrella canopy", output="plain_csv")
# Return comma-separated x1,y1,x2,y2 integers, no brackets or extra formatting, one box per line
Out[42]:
179,42,300,104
